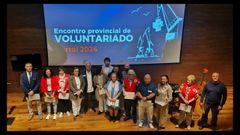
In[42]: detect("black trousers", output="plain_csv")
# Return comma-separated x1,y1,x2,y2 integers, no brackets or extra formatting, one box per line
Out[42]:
58,99,71,113
124,99,137,120
200,102,219,128
82,92,95,113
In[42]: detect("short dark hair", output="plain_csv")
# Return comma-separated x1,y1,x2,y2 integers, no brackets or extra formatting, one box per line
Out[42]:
104,57,111,62
43,67,53,78
25,62,32,66
72,67,80,76
58,66,65,72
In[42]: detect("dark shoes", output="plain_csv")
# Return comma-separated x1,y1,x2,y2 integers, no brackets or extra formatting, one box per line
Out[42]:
98,111,103,115
156,125,165,131
123,117,130,121
92,108,96,112
133,119,137,124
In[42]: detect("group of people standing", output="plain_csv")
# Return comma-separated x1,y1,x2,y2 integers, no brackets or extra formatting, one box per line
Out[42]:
20,57,227,131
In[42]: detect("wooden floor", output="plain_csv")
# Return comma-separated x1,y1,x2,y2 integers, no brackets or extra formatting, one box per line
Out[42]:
7,86,233,131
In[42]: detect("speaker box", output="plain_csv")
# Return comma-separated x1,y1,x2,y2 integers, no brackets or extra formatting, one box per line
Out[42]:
10,54,42,71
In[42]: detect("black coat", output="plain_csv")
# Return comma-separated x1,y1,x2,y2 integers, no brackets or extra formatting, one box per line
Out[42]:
81,70,96,95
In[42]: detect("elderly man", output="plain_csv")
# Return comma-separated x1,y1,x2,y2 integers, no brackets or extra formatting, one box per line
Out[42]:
137,74,157,129
122,69,140,123
199,72,227,131
82,62,96,113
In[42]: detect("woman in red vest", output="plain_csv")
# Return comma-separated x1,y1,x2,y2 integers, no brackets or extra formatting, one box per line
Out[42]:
175,74,199,130
122,69,140,123
40,68,58,120
56,67,71,118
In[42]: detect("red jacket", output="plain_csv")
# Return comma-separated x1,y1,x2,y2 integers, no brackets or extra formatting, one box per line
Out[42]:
123,77,140,92
40,76,58,99
179,82,199,111
56,74,70,92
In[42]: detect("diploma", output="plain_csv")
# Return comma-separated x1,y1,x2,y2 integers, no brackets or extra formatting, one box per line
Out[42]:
179,103,192,113
28,93,40,101
124,92,135,100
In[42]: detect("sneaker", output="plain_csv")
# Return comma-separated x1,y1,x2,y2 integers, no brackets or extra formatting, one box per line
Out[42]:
28,113,34,121
53,114,57,120
175,125,179,128
59,112,63,118
38,114,43,120
98,111,103,115
46,114,51,120
66,111,71,116
149,123,154,129
187,126,191,130
138,122,143,128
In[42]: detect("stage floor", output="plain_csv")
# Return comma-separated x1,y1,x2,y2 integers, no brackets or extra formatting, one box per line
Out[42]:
7,86,233,131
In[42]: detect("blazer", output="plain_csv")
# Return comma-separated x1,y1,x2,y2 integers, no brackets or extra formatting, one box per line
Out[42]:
69,75,85,100
81,70,96,95
20,71,40,96
40,76,59,99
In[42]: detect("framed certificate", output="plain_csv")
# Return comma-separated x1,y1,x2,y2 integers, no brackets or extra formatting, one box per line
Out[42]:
124,92,135,100
28,93,40,101
58,93,69,100
179,103,192,113
44,96,55,102
107,99,119,107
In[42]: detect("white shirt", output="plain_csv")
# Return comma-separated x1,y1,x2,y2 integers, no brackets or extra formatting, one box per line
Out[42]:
86,71,94,93
47,78,52,91
155,84,173,106
75,76,81,90
26,71,32,83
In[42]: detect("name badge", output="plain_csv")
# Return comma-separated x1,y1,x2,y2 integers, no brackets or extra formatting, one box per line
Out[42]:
148,90,152,93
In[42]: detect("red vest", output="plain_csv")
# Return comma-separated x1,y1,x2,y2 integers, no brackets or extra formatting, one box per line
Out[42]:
123,77,140,92
55,74,70,92
179,82,199,111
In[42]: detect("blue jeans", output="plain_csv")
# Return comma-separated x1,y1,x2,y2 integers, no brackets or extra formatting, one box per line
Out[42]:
47,91,57,114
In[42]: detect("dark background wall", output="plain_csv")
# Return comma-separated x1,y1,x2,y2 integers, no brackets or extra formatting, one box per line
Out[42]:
7,4,233,92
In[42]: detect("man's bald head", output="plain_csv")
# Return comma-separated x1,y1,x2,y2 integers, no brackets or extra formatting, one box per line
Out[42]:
212,72,220,82
144,74,151,84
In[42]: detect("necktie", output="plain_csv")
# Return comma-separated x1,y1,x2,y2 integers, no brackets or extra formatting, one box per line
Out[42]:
28,72,31,84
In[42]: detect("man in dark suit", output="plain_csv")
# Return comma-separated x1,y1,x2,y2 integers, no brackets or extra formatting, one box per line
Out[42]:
20,62,42,121
81,62,97,113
